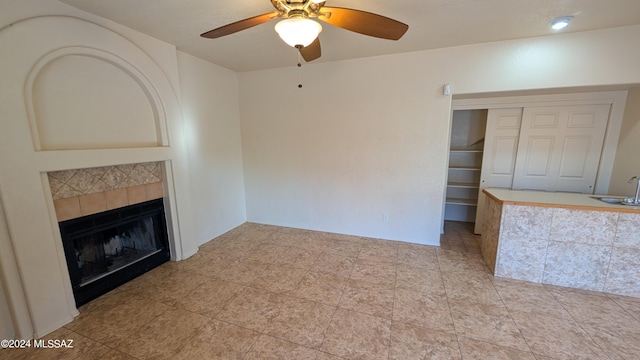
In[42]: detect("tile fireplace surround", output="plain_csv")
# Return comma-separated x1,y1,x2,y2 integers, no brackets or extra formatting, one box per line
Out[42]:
48,162,164,222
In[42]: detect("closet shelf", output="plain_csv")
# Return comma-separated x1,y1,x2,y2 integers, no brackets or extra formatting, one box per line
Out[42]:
448,166,481,171
447,182,480,189
449,148,483,153
445,197,478,206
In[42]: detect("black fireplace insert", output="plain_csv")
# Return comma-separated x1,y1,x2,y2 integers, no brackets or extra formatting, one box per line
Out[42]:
59,198,170,307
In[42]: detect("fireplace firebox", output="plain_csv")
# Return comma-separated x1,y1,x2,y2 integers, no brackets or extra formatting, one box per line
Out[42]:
59,199,170,307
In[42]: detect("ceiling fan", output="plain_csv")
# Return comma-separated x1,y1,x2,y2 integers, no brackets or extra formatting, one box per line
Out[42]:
200,0,409,62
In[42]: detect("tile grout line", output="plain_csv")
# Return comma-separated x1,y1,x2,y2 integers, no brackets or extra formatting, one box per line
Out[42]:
488,275,538,357
435,247,464,358
385,244,400,360
314,241,363,358
544,288,616,360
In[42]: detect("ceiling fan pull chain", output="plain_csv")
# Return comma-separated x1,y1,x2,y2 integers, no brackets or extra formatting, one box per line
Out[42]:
297,50,303,88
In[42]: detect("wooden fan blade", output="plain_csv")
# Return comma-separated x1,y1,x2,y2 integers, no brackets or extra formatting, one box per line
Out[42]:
319,7,408,40
300,38,321,62
201,11,279,39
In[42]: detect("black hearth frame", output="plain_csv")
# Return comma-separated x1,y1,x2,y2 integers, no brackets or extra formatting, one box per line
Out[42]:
59,198,170,307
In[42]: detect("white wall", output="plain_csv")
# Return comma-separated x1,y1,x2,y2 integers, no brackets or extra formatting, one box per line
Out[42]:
450,110,488,148
177,52,247,244
240,57,448,243
0,192,30,341
610,86,640,196
239,25,640,245
0,280,14,340
0,197,16,340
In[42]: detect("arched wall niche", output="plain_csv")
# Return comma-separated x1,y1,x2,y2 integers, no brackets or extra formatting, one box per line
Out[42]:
25,46,167,150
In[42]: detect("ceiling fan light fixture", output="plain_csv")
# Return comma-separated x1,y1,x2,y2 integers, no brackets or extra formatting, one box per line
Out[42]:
550,16,573,31
275,17,322,48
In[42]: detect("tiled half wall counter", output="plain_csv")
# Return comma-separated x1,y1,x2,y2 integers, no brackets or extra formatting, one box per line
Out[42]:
480,189,640,298
48,162,164,221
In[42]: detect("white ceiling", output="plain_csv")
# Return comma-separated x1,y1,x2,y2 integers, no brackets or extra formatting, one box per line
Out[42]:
58,0,640,72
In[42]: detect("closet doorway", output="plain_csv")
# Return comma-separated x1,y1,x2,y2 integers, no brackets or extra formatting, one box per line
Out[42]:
443,90,627,235
443,110,487,226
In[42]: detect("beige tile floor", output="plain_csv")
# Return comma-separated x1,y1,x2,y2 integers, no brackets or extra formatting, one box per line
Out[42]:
4,221,640,359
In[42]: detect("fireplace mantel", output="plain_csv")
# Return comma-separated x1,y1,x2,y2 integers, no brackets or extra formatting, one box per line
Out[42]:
0,14,197,340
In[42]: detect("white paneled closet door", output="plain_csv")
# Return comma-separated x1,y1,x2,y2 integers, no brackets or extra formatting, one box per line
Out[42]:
474,108,523,234
512,104,611,194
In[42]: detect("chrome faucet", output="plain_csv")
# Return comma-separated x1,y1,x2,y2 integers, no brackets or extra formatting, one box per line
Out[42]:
627,176,640,205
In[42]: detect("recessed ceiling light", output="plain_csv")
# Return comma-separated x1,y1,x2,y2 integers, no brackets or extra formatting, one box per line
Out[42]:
550,16,573,31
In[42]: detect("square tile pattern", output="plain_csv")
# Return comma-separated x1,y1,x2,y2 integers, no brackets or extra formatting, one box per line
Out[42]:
484,200,640,297
5,221,640,359
50,162,165,221
48,162,163,200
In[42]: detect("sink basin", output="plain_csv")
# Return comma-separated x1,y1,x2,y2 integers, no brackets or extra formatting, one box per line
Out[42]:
593,196,624,204
590,196,638,206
